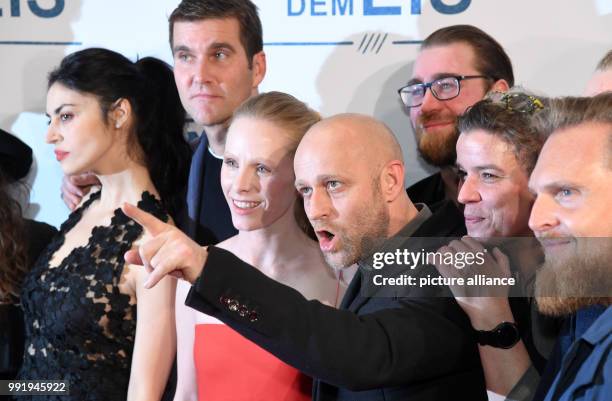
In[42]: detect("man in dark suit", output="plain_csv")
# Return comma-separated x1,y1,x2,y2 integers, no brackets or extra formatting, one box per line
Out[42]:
61,0,267,247
170,0,266,244
123,114,488,400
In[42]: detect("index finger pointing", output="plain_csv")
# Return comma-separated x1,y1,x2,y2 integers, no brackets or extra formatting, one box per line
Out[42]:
122,202,168,236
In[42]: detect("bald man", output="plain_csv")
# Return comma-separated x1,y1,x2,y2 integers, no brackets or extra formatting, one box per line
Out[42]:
123,114,487,401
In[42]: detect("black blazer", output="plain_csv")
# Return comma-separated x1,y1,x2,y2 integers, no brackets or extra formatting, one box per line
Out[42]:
184,201,487,401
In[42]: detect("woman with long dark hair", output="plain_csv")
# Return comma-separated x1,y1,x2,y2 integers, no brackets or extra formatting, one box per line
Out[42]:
0,130,57,381
17,48,191,400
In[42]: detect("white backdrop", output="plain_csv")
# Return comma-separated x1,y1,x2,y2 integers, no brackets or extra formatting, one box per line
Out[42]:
1,0,611,227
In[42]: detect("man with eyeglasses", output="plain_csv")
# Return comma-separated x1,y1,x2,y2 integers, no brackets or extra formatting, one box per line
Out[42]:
400,25,513,214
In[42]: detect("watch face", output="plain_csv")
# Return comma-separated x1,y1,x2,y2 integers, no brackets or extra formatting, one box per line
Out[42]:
494,322,520,349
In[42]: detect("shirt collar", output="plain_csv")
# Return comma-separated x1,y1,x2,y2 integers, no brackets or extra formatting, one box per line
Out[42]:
581,306,612,345
207,146,223,160
393,203,432,238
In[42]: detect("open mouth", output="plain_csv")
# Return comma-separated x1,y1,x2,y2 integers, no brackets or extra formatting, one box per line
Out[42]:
316,230,336,252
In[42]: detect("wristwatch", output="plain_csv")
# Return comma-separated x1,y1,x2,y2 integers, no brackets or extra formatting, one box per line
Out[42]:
474,322,520,349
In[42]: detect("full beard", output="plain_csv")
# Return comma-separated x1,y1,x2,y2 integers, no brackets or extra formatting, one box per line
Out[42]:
323,194,390,270
415,114,460,167
535,238,612,316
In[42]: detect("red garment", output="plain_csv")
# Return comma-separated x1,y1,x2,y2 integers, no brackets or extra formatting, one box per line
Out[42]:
195,322,312,400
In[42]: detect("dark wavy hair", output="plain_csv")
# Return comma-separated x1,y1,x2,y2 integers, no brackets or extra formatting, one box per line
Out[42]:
458,91,548,174
48,48,192,218
0,171,27,303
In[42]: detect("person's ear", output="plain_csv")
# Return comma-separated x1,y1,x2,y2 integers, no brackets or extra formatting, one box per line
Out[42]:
109,98,131,130
250,51,267,89
490,79,510,93
380,160,406,202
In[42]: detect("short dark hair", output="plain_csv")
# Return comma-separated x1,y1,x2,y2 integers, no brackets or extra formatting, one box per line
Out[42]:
422,25,514,87
169,0,263,68
457,91,547,174
596,49,612,71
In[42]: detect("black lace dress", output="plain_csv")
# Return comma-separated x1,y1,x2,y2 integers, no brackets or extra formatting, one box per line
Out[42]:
17,191,168,401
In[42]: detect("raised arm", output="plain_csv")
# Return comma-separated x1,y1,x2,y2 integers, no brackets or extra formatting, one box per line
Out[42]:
435,237,533,397
121,203,483,392
184,246,482,391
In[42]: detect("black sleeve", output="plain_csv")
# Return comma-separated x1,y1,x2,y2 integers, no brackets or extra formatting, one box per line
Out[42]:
0,129,33,181
24,219,58,268
185,246,482,391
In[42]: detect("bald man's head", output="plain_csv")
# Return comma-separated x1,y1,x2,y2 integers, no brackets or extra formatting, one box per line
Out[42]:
298,113,403,175
294,113,414,269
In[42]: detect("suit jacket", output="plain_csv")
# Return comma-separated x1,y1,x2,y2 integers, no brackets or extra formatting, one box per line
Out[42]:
185,201,487,401
406,172,466,233
406,172,446,208
183,134,236,245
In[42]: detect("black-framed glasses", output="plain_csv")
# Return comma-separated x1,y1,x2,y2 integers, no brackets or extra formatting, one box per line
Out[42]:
397,75,492,108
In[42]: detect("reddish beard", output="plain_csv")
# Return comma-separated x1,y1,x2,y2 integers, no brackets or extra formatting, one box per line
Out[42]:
535,237,612,316
415,112,459,167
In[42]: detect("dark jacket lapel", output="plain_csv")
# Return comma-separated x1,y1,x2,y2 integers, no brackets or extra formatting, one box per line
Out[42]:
185,135,207,239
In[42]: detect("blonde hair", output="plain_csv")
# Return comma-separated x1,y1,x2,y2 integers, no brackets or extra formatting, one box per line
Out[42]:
532,92,612,169
232,91,321,238
233,91,321,154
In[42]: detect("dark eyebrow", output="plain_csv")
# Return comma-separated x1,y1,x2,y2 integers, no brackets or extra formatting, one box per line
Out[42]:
431,72,459,80
45,103,75,118
475,164,504,171
172,45,191,54
210,42,237,53
407,72,459,86
172,42,237,55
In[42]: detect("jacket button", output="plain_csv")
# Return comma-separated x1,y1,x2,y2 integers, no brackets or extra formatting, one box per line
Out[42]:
228,300,240,312
238,306,249,317
248,311,258,322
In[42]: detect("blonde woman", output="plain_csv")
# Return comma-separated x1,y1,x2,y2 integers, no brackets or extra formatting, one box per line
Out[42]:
174,92,340,401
